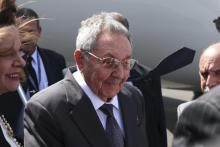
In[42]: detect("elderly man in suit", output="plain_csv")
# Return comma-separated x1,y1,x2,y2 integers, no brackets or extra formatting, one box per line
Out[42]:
173,85,220,147
103,12,167,147
177,42,220,117
174,43,220,147
65,12,167,147
24,12,149,147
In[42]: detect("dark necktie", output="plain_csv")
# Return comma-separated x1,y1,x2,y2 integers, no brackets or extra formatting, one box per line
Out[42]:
23,56,39,96
100,104,124,147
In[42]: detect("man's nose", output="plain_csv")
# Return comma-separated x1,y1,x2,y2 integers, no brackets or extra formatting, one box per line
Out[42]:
206,74,219,89
112,64,126,78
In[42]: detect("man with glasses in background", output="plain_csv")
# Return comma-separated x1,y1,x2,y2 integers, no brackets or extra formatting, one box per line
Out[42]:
24,12,149,147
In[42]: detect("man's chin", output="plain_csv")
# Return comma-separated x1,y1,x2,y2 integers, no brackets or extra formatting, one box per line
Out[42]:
102,89,120,98
22,47,35,54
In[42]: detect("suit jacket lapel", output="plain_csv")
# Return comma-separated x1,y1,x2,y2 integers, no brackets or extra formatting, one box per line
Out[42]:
118,92,137,147
63,71,111,147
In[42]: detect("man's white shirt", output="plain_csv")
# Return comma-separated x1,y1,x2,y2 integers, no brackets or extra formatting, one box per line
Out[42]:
73,70,125,135
31,48,48,90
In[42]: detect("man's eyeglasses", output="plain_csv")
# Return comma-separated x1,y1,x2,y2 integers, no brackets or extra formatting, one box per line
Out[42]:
82,50,136,70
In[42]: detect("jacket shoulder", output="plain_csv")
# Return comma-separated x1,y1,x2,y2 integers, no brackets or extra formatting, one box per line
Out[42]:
39,48,65,60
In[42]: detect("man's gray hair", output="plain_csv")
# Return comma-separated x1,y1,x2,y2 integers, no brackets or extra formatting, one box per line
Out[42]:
76,12,132,51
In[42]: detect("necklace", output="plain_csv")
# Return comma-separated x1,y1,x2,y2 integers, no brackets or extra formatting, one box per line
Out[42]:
0,115,23,147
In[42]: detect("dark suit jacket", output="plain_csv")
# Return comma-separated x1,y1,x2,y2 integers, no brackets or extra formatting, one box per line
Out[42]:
24,70,149,147
65,64,167,147
0,47,66,146
173,85,220,147
37,47,66,86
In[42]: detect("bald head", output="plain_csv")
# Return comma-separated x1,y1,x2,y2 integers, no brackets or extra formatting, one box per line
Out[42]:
199,43,220,92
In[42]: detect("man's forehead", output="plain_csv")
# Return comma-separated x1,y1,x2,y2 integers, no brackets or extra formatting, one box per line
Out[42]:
200,48,220,62
19,20,37,28
96,32,131,48
199,59,220,72
17,18,38,30
96,32,130,46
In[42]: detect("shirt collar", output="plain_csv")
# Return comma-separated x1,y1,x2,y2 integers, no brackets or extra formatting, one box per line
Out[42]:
73,70,119,111
31,47,38,64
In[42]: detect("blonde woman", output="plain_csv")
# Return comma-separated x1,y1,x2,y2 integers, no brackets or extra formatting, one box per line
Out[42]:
0,0,25,146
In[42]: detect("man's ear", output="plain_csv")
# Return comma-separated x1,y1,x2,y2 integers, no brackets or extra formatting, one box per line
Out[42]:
74,49,85,70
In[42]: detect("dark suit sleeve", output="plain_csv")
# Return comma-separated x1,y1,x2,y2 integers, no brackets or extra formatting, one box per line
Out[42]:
55,52,66,73
173,100,220,147
48,50,66,80
24,101,64,147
